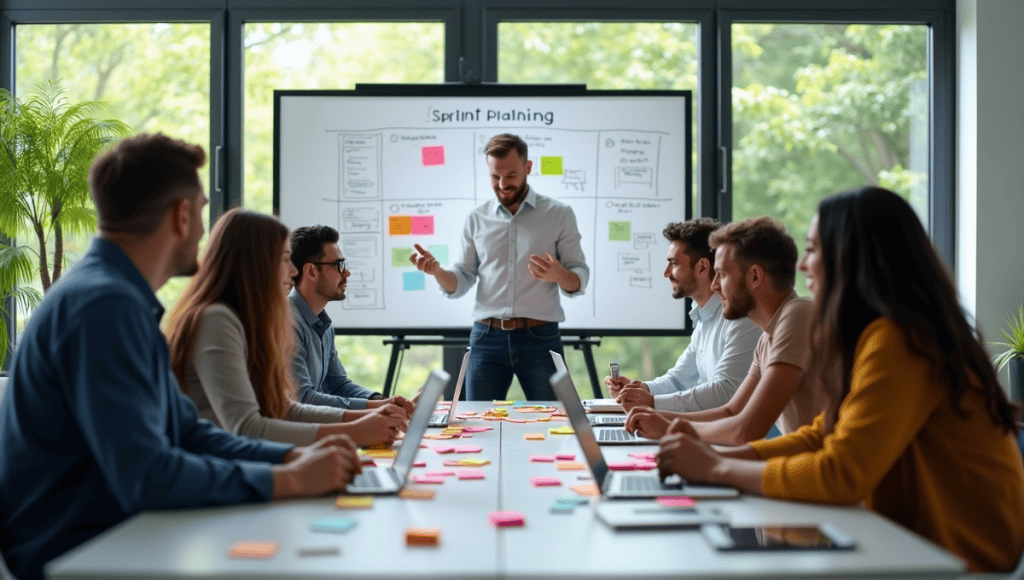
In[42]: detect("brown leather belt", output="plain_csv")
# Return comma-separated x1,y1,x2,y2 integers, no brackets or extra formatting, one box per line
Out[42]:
478,317,550,331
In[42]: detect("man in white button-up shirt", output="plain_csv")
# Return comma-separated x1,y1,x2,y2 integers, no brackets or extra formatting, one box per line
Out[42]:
611,219,761,413
409,134,589,401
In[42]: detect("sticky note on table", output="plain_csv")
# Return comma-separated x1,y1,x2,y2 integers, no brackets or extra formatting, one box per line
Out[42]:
389,216,412,235
453,445,482,453
461,458,491,466
609,221,631,241
524,433,545,441
311,517,358,533
406,527,442,546
228,541,279,559
403,271,425,291
433,446,456,454
413,475,446,484
633,461,657,470
411,215,435,235
549,426,575,435
488,511,525,527
657,496,696,507
412,461,427,468
424,470,456,477
531,476,562,487
298,546,341,557
550,501,575,514
399,487,436,500
540,156,564,175
629,452,656,461
462,426,493,433
555,453,576,461
570,484,601,496
607,461,637,471
421,145,445,166
336,496,374,509
556,461,586,471
458,468,486,480
530,454,556,463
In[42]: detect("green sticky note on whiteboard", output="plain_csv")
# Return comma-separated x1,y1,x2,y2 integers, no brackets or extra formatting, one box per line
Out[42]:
540,156,563,175
609,221,631,242
428,244,449,266
392,247,414,267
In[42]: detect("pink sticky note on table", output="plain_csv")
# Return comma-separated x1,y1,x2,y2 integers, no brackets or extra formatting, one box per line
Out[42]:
657,496,696,507
424,471,456,477
462,426,492,433
530,455,556,463
453,445,482,453
555,453,576,461
412,461,427,468
488,511,525,527
633,461,657,470
531,476,562,487
607,461,637,471
413,475,447,484
458,469,486,480
411,215,435,235
629,452,656,461
422,145,445,166
434,446,456,454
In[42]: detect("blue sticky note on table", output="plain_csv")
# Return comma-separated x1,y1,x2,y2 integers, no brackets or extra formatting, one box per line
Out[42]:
403,271,426,291
311,517,358,533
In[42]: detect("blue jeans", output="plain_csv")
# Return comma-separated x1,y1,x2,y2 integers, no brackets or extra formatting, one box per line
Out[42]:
465,321,563,401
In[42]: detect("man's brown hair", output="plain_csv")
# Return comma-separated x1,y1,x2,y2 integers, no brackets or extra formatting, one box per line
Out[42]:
709,216,797,291
484,133,528,161
663,217,724,270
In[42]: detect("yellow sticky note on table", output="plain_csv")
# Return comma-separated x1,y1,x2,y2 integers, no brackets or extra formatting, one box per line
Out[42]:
549,426,575,435
228,541,280,559
524,433,545,441
461,458,491,466
365,449,397,458
336,495,374,509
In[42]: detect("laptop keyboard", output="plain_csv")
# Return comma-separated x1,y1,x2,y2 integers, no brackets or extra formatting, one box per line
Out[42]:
430,412,448,424
597,429,637,442
352,470,382,488
619,475,663,492
590,415,625,424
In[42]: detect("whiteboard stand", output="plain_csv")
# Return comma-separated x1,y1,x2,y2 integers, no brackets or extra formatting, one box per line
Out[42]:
380,336,603,399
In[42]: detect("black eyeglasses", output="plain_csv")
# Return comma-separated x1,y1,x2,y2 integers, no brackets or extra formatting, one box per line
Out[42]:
308,259,346,273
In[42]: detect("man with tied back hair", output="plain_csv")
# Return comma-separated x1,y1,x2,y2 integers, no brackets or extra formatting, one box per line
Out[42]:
0,134,360,580
626,216,822,445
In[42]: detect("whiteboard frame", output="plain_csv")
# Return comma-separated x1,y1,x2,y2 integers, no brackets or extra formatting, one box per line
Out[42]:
274,84,693,337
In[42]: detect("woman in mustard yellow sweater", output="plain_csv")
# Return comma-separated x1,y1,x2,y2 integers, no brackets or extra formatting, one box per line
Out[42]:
656,186,1024,572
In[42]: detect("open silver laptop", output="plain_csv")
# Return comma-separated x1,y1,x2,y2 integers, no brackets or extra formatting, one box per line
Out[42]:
429,348,469,427
345,369,450,494
548,350,627,427
550,369,739,499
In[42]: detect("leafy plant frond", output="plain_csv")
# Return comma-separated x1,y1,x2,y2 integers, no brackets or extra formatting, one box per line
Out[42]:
12,284,43,313
0,243,37,292
990,304,1024,371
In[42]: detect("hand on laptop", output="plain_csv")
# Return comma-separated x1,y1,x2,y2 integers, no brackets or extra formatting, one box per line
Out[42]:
624,405,671,439
367,396,415,419
335,410,406,447
656,419,720,486
616,386,654,411
272,434,362,498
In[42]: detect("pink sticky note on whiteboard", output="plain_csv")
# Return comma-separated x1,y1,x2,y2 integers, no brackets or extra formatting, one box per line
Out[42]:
422,145,445,166
411,215,435,235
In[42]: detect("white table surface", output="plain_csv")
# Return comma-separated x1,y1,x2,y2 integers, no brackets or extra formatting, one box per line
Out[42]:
47,402,966,579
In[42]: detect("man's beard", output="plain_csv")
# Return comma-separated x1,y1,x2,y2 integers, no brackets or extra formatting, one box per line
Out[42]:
722,279,756,320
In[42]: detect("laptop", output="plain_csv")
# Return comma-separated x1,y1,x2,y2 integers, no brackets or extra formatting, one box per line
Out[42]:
548,351,627,426
550,369,739,499
345,369,450,494
429,348,470,427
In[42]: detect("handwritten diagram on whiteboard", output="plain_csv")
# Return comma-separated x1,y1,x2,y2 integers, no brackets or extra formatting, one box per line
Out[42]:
276,90,692,335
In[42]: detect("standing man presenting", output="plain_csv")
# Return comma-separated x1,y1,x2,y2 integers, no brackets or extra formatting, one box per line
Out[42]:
409,133,589,401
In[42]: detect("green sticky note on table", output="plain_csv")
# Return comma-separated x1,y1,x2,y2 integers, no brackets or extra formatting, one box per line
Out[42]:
392,247,414,267
609,221,631,242
540,156,564,175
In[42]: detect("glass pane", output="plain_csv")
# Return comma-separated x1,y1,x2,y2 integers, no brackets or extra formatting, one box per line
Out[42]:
732,23,929,295
14,23,211,328
244,22,444,397
499,21,700,399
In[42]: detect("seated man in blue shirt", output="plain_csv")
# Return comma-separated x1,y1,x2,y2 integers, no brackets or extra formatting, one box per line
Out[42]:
0,134,361,580
289,225,414,416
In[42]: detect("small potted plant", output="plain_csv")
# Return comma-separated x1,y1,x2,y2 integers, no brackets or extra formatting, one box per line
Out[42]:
992,304,1024,403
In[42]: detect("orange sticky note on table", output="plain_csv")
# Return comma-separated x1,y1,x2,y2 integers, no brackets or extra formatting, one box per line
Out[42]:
556,461,586,471
488,510,525,527
406,527,442,546
531,476,562,487
399,487,436,500
228,541,279,559
571,484,601,496
524,433,545,441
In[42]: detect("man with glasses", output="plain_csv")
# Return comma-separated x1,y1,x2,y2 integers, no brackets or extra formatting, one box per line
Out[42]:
289,225,414,416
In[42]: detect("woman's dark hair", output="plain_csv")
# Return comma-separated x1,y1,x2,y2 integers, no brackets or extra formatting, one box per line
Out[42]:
810,186,1017,432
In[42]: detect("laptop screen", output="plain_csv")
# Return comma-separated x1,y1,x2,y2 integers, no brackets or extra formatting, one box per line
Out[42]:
392,369,449,482
446,348,470,417
549,369,609,487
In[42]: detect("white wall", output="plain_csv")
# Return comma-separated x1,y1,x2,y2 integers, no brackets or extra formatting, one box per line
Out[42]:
957,0,1024,391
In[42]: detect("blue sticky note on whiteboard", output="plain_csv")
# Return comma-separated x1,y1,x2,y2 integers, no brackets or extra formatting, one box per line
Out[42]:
311,517,358,533
403,271,426,291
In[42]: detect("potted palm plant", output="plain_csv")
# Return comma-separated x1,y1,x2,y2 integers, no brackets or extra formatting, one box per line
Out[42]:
0,81,129,367
992,304,1024,404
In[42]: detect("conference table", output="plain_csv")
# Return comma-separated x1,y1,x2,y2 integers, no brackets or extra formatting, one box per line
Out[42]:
47,402,966,579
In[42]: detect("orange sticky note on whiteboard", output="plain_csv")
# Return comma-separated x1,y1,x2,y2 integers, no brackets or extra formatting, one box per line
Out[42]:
389,216,412,235
228,541,279,559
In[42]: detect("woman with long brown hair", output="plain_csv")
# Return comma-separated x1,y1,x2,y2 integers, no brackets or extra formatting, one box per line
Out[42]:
655,187,1024,572
166,208,406,447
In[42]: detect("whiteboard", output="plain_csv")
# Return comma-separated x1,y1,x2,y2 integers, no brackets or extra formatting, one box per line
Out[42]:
275,87,692,335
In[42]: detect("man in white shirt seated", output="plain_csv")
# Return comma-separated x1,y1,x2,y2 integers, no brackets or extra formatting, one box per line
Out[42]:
610,219,761,413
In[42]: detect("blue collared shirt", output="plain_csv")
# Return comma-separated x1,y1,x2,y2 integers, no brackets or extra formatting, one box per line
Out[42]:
289,289,376,409
445,186,590,322
0,238,290,580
